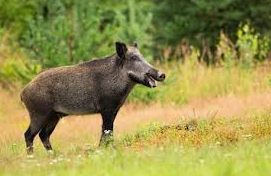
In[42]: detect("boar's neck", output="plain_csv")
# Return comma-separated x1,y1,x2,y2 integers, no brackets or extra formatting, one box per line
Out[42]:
103,55,136,106
81,54,135,109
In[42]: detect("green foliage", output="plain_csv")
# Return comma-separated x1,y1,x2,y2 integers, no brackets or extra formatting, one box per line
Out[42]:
153,0,271,49
0,59,41,85
0,0,38,37
0,30,41,86
0,0,270,68
237,24,270,69
20,0,153,68
0,0,271,65
216,24,270,69
216,32,237,68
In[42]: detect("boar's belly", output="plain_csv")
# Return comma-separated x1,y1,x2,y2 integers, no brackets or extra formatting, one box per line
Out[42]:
53,99,98,115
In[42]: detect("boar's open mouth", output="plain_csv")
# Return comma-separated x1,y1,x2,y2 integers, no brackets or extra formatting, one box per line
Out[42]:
128,71,164,88
144,74,157,88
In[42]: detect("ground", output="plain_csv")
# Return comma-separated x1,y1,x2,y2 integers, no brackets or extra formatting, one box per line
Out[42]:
0,87,270,175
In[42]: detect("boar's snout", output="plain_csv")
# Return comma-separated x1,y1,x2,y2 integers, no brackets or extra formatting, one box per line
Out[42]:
147,69,166,82
157,71,166,81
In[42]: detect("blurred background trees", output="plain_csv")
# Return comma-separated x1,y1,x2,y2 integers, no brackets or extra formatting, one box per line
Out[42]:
0,0,270,85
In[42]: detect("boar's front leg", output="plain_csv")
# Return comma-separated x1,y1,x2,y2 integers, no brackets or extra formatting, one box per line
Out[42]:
99,109,119,147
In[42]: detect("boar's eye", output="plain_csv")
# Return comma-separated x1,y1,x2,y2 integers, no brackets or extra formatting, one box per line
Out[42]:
131,56,138,60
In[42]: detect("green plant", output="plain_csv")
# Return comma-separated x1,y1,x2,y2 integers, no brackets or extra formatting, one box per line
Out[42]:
0,0,38,37
237,24,270,69
20,0,154,68
216,32,237,68
153,0,271,53
21,0,113,68
0,59,41,86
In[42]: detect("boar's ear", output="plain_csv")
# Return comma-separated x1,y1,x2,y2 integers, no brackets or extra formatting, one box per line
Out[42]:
116,42,128,59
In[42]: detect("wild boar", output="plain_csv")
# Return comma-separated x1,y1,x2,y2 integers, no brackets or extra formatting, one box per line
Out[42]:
21,42,165,154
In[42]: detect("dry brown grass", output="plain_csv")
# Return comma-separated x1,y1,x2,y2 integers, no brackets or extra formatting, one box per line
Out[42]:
0,87,270,147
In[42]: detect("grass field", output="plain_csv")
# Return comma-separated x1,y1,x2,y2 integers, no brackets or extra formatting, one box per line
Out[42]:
0,112,270,176
0,64,270,176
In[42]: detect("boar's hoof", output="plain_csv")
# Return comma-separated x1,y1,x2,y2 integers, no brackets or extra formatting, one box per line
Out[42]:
99,130,114,147
26,146,34,156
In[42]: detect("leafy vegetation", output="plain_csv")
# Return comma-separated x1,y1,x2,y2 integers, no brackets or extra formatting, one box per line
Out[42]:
20,0,153,68
0,0,270,68
153,0,271,48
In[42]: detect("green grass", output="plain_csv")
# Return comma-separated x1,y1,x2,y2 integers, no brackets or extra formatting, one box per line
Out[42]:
1,140,270,176
0,112,270,176
129,61,270,104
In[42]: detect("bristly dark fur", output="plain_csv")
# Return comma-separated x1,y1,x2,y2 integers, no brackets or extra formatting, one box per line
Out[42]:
21,42,165,154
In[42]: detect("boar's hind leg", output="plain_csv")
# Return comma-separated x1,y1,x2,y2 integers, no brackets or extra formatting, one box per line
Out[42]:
39,113,61,151
24,114,50,155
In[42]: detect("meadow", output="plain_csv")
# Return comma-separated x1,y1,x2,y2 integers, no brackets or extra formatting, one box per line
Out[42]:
0,62,270,176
